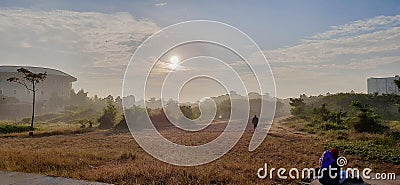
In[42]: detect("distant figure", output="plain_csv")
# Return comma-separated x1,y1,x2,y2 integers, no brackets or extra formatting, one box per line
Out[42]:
252,115,259,130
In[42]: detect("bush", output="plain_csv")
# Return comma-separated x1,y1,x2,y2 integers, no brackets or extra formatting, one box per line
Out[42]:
114,116,128,130
114,106,148,131
318,121,347,131
386,131,400,142
322,130,349,140
328,141,400,164
98,100,117,129
0,125,33,134
289,98,306,117
349,101,388,133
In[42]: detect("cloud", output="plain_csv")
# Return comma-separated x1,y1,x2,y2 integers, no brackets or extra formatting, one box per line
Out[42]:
263,15,400,97
265,15,400,66
309,15,400,40
155,3,168,6
0,8,160,96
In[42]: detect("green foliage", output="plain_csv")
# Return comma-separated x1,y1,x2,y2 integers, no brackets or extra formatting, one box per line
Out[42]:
98,100,117,129
0,125,34,134
328,111,347,125
179,105,197,120
289,98,306,117
328,141,400,164
290,93,397,134
27,108,98,124
313,104,330,121
349,100,388,133
69,89,89,106
217,99,231,119
321,93,400,120
114,106,147,130
394,79,400,89
191,106,201,119
318,121,347,131
7,68,47,85
387,131,400,141
287,92,400,165
114,115,128,131
290,93,400,120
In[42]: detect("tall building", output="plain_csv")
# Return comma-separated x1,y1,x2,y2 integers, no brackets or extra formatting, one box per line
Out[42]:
0,66,77,103
367,75,400,95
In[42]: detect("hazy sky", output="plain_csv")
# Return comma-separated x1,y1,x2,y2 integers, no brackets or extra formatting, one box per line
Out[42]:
1,0,399,100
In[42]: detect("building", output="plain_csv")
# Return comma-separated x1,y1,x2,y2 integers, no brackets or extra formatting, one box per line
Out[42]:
0,66,77,103
367,75,400,95
122,95,136,108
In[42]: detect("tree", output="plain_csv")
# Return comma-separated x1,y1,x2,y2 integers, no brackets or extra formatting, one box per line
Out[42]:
115,96,122,107
180,105,195,120
394,79,400,89
7,68,47,135
289,98,306,117
349,100,388,133
70,89,88,105
98,100,117,129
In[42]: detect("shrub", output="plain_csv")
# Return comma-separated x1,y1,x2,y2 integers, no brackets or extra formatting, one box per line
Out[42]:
328,141,400,164
114,115,128,130
0,125,33,134
98,100,117,129
318,121,347,131
289,98,306,117
115,106,148,131
349,101,388,133
322,130,349,140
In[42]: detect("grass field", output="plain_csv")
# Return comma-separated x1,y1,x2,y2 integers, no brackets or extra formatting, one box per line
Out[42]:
0,119,399,184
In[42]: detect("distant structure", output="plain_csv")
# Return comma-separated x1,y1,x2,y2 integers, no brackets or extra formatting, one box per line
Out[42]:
0,66,77,103
123,95,136,108
367,75,400,95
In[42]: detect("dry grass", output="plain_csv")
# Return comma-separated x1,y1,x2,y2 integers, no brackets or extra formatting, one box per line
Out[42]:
0,121,398,184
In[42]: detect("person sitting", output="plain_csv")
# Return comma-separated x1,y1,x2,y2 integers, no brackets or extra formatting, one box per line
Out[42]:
318,148,341,185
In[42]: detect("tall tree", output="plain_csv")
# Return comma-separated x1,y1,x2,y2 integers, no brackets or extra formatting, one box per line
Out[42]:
7,68,47,135
289,98,306,116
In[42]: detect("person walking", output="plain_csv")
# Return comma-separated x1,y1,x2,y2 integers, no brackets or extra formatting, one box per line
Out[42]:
252,115,259,130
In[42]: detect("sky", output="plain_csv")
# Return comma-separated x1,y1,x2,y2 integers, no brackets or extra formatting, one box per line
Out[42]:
0,0,399,101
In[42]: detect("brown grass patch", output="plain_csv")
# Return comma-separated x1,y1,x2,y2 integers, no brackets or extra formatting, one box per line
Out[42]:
0,122,398,184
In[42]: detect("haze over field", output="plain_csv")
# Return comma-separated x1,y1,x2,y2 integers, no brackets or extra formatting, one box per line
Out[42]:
1,0,400,101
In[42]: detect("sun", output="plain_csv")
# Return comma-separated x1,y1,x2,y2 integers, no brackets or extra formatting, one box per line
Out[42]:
168,56,180,70
170,56,179,64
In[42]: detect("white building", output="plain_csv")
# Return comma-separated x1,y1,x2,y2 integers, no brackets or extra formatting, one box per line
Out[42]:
367,75,400,95
0,66,77,103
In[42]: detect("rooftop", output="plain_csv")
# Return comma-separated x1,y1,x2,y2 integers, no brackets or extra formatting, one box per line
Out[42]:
368,75,399,79
0,66,77,82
